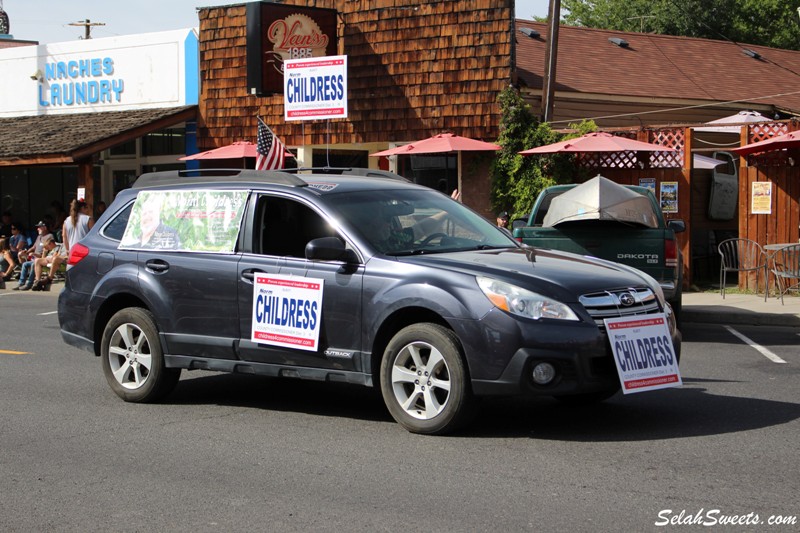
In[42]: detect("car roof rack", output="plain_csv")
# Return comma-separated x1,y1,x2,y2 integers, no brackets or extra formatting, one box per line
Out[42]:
285,167,410,181
132,169,308,189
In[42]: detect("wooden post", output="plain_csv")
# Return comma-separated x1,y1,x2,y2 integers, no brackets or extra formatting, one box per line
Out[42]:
77,160,94,213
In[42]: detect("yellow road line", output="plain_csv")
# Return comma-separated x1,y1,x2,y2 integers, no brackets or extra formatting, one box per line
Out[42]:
0,350,30,355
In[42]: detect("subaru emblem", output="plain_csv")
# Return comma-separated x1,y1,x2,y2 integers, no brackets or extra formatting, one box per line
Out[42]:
619,292,635,306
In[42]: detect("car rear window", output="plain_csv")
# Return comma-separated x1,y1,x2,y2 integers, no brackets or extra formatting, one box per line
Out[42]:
101,202,134,242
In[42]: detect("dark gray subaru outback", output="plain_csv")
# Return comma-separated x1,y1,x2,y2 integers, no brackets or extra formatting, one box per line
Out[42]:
58,169,680,435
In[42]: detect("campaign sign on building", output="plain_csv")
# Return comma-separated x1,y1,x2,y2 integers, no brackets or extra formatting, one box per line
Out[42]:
252,274,324,352
283,55,347,121
605,314,682,394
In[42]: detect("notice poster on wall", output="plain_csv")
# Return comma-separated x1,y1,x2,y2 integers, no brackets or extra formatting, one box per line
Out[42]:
638,178,656,195
751,181,772,214
660,182,679,213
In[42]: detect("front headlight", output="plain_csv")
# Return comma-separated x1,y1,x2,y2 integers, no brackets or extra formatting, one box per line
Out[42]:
477,276,579,321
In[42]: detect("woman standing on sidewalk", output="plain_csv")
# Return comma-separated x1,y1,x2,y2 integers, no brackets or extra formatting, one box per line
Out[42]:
62,199,93,255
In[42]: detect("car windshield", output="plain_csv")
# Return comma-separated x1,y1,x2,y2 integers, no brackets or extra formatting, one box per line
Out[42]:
327,188,517,255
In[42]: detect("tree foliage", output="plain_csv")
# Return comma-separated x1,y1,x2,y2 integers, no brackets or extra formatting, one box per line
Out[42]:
562,0,800,51
490,87,595,218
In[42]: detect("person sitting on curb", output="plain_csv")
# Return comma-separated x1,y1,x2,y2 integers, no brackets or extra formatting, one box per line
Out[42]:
9,222,29,265
19,221,50,264
0,237,16,288
30,234,67,292
14,224,53,291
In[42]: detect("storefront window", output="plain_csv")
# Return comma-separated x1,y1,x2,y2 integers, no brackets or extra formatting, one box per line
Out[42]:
311,149,365,170
397,154,457,194
0,167,30,227
142,164,185,174
113,169,139,197
142,127,186,156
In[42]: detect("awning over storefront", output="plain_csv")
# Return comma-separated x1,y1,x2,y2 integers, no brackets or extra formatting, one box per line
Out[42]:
0,106,197,166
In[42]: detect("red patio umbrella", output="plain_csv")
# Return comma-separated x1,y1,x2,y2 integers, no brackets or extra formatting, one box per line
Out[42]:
180,141,294,166
370,133,501,195
369,133,501,156
519,132,675,155
179,141,258,160
731,130,800,157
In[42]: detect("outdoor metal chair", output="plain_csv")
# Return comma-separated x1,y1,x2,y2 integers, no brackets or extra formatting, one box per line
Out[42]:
717,238,768,301
769,243,800,305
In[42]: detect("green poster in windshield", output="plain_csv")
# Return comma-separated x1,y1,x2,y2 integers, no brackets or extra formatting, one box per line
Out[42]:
119,190,248,252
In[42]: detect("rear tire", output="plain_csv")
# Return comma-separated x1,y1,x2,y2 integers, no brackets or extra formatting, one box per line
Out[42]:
380,323,472,435
101,308,180,403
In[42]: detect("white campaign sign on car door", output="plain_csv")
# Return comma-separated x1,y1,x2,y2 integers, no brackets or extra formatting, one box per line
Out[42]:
251,274,324,352
604,314,682,394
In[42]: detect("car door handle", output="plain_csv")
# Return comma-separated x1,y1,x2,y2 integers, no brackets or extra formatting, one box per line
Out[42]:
145,259,169,273
241,268,265,281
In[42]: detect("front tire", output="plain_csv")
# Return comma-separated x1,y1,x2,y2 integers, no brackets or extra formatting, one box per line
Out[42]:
380,323,472,435
101,308,180,403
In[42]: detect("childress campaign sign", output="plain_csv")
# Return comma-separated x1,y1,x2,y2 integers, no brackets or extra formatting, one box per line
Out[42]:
605,314,682,394
119,190,248,252
251,274,324,352
283,55,347,121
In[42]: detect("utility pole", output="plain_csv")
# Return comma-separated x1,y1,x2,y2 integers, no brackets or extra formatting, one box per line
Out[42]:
540,0,561,123
68,19,105,39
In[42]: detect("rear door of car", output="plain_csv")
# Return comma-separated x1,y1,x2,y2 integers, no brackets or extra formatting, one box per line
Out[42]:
236,192,364,371
129,188,244,360
138,249,241,360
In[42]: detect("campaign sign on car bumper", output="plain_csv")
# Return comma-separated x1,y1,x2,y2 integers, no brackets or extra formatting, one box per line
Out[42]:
604,314,681,394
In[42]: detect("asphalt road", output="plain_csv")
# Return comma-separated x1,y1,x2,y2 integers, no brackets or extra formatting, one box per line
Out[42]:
1,290,798,532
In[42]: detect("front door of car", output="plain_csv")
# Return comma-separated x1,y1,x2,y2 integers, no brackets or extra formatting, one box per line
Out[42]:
237,194,364,371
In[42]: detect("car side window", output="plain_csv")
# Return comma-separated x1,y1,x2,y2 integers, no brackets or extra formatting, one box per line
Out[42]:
255,196,337,258
101,201,134,241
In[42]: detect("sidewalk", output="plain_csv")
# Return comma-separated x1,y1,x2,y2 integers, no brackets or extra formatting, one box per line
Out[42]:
682,290,800,327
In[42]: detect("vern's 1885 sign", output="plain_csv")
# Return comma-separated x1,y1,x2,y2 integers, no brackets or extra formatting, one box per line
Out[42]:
246,2,338,96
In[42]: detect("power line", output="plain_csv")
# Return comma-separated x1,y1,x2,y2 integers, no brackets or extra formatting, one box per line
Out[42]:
548,88,800,125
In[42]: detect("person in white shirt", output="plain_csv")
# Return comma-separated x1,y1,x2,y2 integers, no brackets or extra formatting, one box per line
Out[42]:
62,199,93,254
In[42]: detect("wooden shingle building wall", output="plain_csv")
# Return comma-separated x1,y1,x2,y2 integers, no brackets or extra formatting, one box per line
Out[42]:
197,0,514,150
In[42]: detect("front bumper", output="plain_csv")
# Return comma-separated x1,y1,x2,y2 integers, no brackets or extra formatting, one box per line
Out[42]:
455,307,681,397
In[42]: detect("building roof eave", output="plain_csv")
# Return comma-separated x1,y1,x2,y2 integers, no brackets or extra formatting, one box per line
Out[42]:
0,106,197,165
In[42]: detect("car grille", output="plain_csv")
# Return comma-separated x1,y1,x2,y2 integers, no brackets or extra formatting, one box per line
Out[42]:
578,287,662,329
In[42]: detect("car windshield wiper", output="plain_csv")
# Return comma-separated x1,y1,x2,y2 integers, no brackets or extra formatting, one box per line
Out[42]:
391,248,430,256
472,244,511,250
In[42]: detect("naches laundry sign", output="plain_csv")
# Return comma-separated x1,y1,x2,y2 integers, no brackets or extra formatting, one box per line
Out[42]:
38,56,124,107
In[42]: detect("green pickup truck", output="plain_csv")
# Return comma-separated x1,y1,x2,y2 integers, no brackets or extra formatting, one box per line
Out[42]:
512,176,686,315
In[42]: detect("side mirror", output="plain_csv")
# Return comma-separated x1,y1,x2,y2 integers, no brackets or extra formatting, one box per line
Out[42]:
667,219,686,233
305,237,356,262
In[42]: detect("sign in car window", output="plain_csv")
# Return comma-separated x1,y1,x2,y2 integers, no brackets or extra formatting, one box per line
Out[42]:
119,190,248,252
605,314,682,394
251,274,324,352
